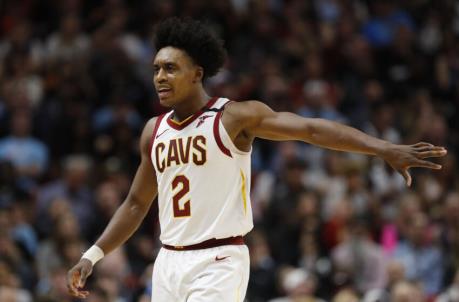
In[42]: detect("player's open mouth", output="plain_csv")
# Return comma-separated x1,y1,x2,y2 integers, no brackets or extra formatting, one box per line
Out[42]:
158,87,172,99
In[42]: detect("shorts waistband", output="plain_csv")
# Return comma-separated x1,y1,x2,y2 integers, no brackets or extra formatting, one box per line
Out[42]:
162,236,244,251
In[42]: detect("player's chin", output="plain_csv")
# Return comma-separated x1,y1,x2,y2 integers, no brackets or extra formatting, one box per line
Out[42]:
158,96,175,107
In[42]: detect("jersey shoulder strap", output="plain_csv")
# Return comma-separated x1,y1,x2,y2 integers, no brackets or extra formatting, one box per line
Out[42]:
203,97,232,113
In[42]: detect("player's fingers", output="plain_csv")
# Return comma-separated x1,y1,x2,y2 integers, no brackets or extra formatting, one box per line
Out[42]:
413,145,444,153
412,142,434,149
67,270,80,296
75,290,90,299
69,286,89,299
68,286,87,299
401,169,412,187
417,149,447,159
79,267,90,288
411,160,442,170
67,284,79,297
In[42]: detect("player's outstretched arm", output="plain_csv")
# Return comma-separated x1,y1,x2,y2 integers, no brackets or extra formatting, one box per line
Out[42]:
223,101,447,186
67,118,159,299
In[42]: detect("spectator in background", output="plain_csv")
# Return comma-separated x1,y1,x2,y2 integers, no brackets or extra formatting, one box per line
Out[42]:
385,260,406,291
264,159,307,264
0,206,34,295
246,231,278,302
137,263,153,302
0,21,44,69
390,281,426,302
360,259,406,302
362,0,414,48
8,199,38,265
332,217,387,294
441,192,459,285
0,110,48,180
296,190,332,295
45,14,90,62
270,267,325,302
332,288,359,302
379,192,425,264
298,232,332,298
299,79,345,123
437,270,459,302
392,212,444,296
92,96,142,134
37,265,74,302
36,211,83,295
0,286,32,302
0,160,20,211
308,152,347,220
93,247,130,302
89,181,123,242
364,102,400,144
85,286,112,302
36,154,93,236
394,192,422,241
343,161,372,217
322,197,354,251
1,51,44,110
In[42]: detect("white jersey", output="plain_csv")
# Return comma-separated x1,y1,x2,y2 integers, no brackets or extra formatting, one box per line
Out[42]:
150,97,253,246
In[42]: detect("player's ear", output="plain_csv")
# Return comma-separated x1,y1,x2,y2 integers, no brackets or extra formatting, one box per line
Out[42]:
193,66,204,83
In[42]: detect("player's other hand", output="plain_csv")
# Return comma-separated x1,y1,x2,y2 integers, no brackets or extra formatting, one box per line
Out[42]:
379,142,447,187
67,258,93,299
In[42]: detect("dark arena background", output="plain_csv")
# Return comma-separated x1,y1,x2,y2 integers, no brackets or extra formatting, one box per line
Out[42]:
1,0,459,301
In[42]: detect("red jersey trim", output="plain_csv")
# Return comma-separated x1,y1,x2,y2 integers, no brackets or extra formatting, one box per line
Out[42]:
149,114,166,156
213,110,232,158
167,96,219,130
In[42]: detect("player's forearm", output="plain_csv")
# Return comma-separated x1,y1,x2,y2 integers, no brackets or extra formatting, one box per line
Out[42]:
94,196,153,255
304,118,391,156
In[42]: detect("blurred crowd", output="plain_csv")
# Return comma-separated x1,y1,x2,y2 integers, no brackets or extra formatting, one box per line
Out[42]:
0,0,458,301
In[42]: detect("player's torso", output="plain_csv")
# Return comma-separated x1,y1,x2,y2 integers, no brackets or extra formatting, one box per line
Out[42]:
150,97,253,246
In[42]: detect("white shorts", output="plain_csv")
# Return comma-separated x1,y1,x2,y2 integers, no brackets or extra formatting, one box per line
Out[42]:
151,244,250,302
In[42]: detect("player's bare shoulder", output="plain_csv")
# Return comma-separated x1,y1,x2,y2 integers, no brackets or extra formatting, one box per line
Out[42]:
144,116,158,132
140,116,160,155
222,100,275,139
224,100,267,118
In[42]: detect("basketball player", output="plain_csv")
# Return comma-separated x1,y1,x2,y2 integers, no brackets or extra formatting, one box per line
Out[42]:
67,17,447,301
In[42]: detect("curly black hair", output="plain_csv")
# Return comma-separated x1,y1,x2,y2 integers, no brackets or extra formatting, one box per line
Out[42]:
154,17,227,79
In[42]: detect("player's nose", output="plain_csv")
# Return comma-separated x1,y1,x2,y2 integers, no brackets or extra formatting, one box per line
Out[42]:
155,68,167,83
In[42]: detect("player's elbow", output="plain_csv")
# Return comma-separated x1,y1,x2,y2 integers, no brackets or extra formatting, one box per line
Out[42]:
126,194,150,216
301,118,321,143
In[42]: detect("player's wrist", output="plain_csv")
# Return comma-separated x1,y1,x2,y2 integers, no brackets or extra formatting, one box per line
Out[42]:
372,140,394,158
81,245,104,266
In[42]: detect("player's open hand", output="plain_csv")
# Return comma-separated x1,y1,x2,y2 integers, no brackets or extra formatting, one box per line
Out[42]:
379,142,447,187
67,258,93,299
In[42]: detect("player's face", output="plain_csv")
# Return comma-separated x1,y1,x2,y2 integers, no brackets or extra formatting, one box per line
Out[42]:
153,47,202,107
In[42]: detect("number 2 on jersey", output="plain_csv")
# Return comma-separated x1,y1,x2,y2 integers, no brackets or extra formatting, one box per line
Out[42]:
172,175,191,217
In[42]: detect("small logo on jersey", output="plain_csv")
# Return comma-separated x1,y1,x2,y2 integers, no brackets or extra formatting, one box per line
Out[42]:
156,129,169,139
215,255,230,261
196,115,212,128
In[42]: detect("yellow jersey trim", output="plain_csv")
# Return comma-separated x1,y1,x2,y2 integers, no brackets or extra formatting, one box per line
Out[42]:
169,113,195,125
240,170,247,215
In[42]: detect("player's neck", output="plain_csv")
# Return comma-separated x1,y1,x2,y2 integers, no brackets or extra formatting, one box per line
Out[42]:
171,90,210,122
